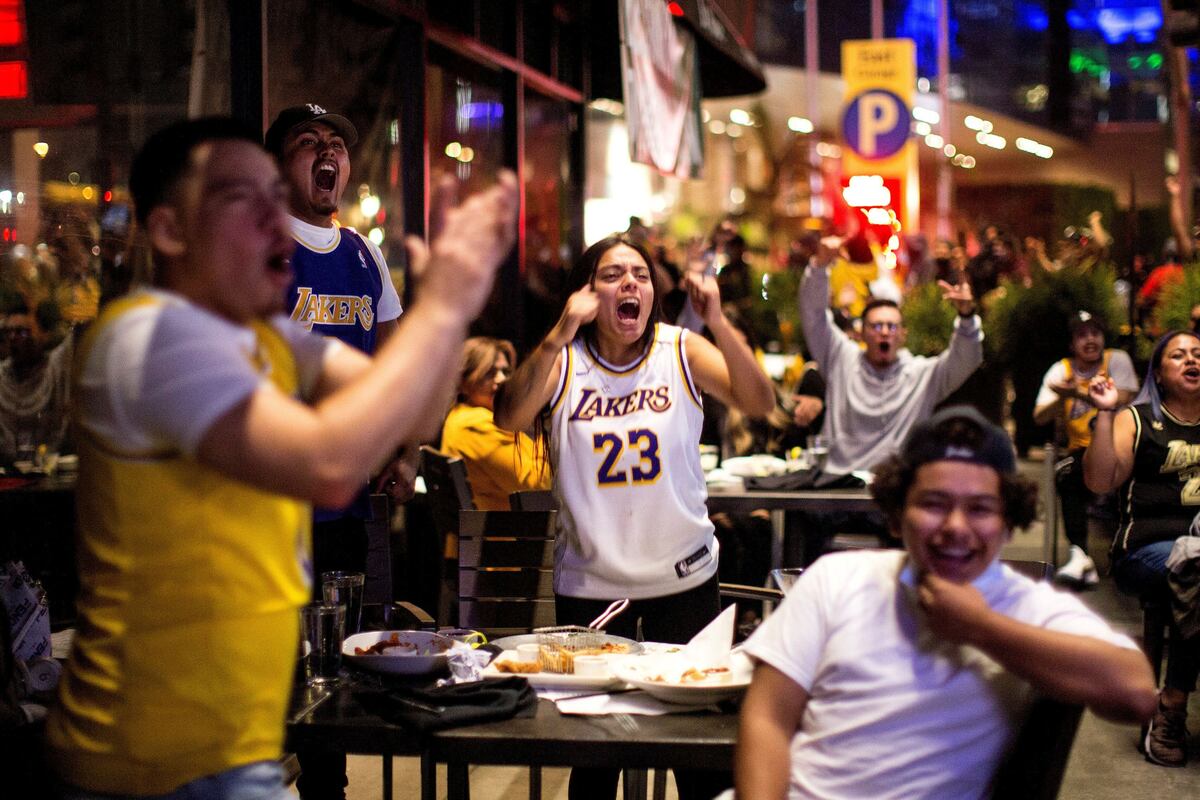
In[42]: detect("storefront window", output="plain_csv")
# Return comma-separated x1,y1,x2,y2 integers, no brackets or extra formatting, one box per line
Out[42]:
523,90,578,344
427,50,508,201
267,4,416,296
0,1,195,470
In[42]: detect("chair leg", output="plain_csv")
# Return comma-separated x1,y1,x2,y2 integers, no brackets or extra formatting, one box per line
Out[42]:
652,768,668,800
1142,603,1167,687
622,768,648,800
448,760,470,800
382,752,393,800
528,765,542,800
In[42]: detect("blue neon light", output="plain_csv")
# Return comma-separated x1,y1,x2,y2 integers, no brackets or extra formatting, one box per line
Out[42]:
1067,3,1162,45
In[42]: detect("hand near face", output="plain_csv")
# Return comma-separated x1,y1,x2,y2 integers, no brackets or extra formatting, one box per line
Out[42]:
916,571,992,644
1088,375,1120,410
547,285,600,349
937,278,975,315
683,270,723,328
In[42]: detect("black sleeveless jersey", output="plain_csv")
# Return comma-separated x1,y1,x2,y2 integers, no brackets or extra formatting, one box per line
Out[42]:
1113,403,1200,559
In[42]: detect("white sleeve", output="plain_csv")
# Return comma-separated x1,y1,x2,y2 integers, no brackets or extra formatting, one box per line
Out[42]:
365,235,402,322
1024,581,1141,651
78,304,278,458
741,557,832,692
268,315,343,399
1107,349,1139,393
1035,361,1066,409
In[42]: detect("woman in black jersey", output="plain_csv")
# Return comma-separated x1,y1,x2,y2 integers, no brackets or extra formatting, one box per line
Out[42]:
1085,330,1200,768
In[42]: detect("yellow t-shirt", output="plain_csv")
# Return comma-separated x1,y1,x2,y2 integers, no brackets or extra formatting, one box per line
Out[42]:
441,403,550,510
46,295,312,795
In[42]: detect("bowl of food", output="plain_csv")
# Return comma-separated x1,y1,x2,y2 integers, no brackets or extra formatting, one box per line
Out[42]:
343,630,470,676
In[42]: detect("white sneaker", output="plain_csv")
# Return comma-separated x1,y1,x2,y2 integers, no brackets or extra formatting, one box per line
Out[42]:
1056,545,1097,589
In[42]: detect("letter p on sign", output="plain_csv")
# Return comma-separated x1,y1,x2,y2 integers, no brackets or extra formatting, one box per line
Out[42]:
842,89,909,160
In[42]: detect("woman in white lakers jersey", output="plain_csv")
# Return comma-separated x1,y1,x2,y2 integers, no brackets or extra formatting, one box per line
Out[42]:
496,234,773,799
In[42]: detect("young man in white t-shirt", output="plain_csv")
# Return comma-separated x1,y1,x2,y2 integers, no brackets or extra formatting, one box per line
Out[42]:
736,406,1156,800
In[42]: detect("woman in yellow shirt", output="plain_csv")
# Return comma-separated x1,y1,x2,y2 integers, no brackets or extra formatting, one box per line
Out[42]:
441,337,549,509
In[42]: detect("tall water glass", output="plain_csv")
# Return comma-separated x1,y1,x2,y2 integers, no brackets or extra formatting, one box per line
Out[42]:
301,603,345,685
321,571,365,634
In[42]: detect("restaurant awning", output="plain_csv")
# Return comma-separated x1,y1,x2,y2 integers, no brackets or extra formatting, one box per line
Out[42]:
669,0,766,98
591,0,767,101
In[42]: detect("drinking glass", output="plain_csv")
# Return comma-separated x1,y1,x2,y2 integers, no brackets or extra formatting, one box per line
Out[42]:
300,603,345,685
321,571,365,634
807,435,829,472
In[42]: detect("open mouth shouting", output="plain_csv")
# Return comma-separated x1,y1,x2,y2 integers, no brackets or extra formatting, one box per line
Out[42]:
314,160,338,193
617,297,641,323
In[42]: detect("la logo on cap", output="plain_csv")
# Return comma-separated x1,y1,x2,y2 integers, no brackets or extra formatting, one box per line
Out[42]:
306,103,327,115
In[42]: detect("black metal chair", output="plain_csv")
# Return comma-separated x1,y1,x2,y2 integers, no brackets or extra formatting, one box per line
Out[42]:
419,446,475,624
990,697,1084,799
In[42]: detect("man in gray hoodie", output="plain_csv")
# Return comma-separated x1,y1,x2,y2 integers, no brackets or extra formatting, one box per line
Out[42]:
799,237,982,478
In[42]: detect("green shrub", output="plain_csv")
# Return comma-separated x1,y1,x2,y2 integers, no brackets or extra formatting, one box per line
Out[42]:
900,281,957,356
985,264,1125,371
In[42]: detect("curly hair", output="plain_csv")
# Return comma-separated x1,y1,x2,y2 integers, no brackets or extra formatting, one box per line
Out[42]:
869,418,1038,532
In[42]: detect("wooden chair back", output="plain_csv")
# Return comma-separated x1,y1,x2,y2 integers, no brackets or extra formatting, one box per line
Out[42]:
509,490,557,511
457,509,557,637
419,446,474,535
1002,559,1055,582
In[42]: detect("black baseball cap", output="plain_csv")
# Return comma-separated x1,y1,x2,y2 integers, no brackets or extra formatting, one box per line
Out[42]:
900,405,1016,476
264,103,357,155
1069,310,1103,335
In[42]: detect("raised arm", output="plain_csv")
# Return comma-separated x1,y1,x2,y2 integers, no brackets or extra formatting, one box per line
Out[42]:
683,271,775,418
1082,376,1137,493
917,572,1157,723
928,278,983,398
196,173,518,508
494,284,599,433
736,663,809,800
798,238,844,367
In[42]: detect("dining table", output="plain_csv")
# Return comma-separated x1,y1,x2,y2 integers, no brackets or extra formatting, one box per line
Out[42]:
285,665,739,800
704,483,877,570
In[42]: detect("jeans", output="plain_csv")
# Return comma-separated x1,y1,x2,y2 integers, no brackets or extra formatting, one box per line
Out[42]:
1114,541,1200,694
60,761,291,800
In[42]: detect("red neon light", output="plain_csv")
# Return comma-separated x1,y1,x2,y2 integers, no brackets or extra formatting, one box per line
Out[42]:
667,2,684,16
0,0,24,47
0,61,28,99
103,190,113,203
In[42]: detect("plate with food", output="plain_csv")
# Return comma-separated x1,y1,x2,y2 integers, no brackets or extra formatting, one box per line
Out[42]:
611,653,753,706
719,455,788,478
484,650,627,690
489,633,644,656
343,630,471,676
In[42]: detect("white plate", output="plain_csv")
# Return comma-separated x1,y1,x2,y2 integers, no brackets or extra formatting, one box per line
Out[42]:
611,655,752,706
343,630,470,676
489,633,644,655
483,651,627,690
720,455,788,478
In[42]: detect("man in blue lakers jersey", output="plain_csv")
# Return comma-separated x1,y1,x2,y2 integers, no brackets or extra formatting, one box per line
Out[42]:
265,104,410,799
